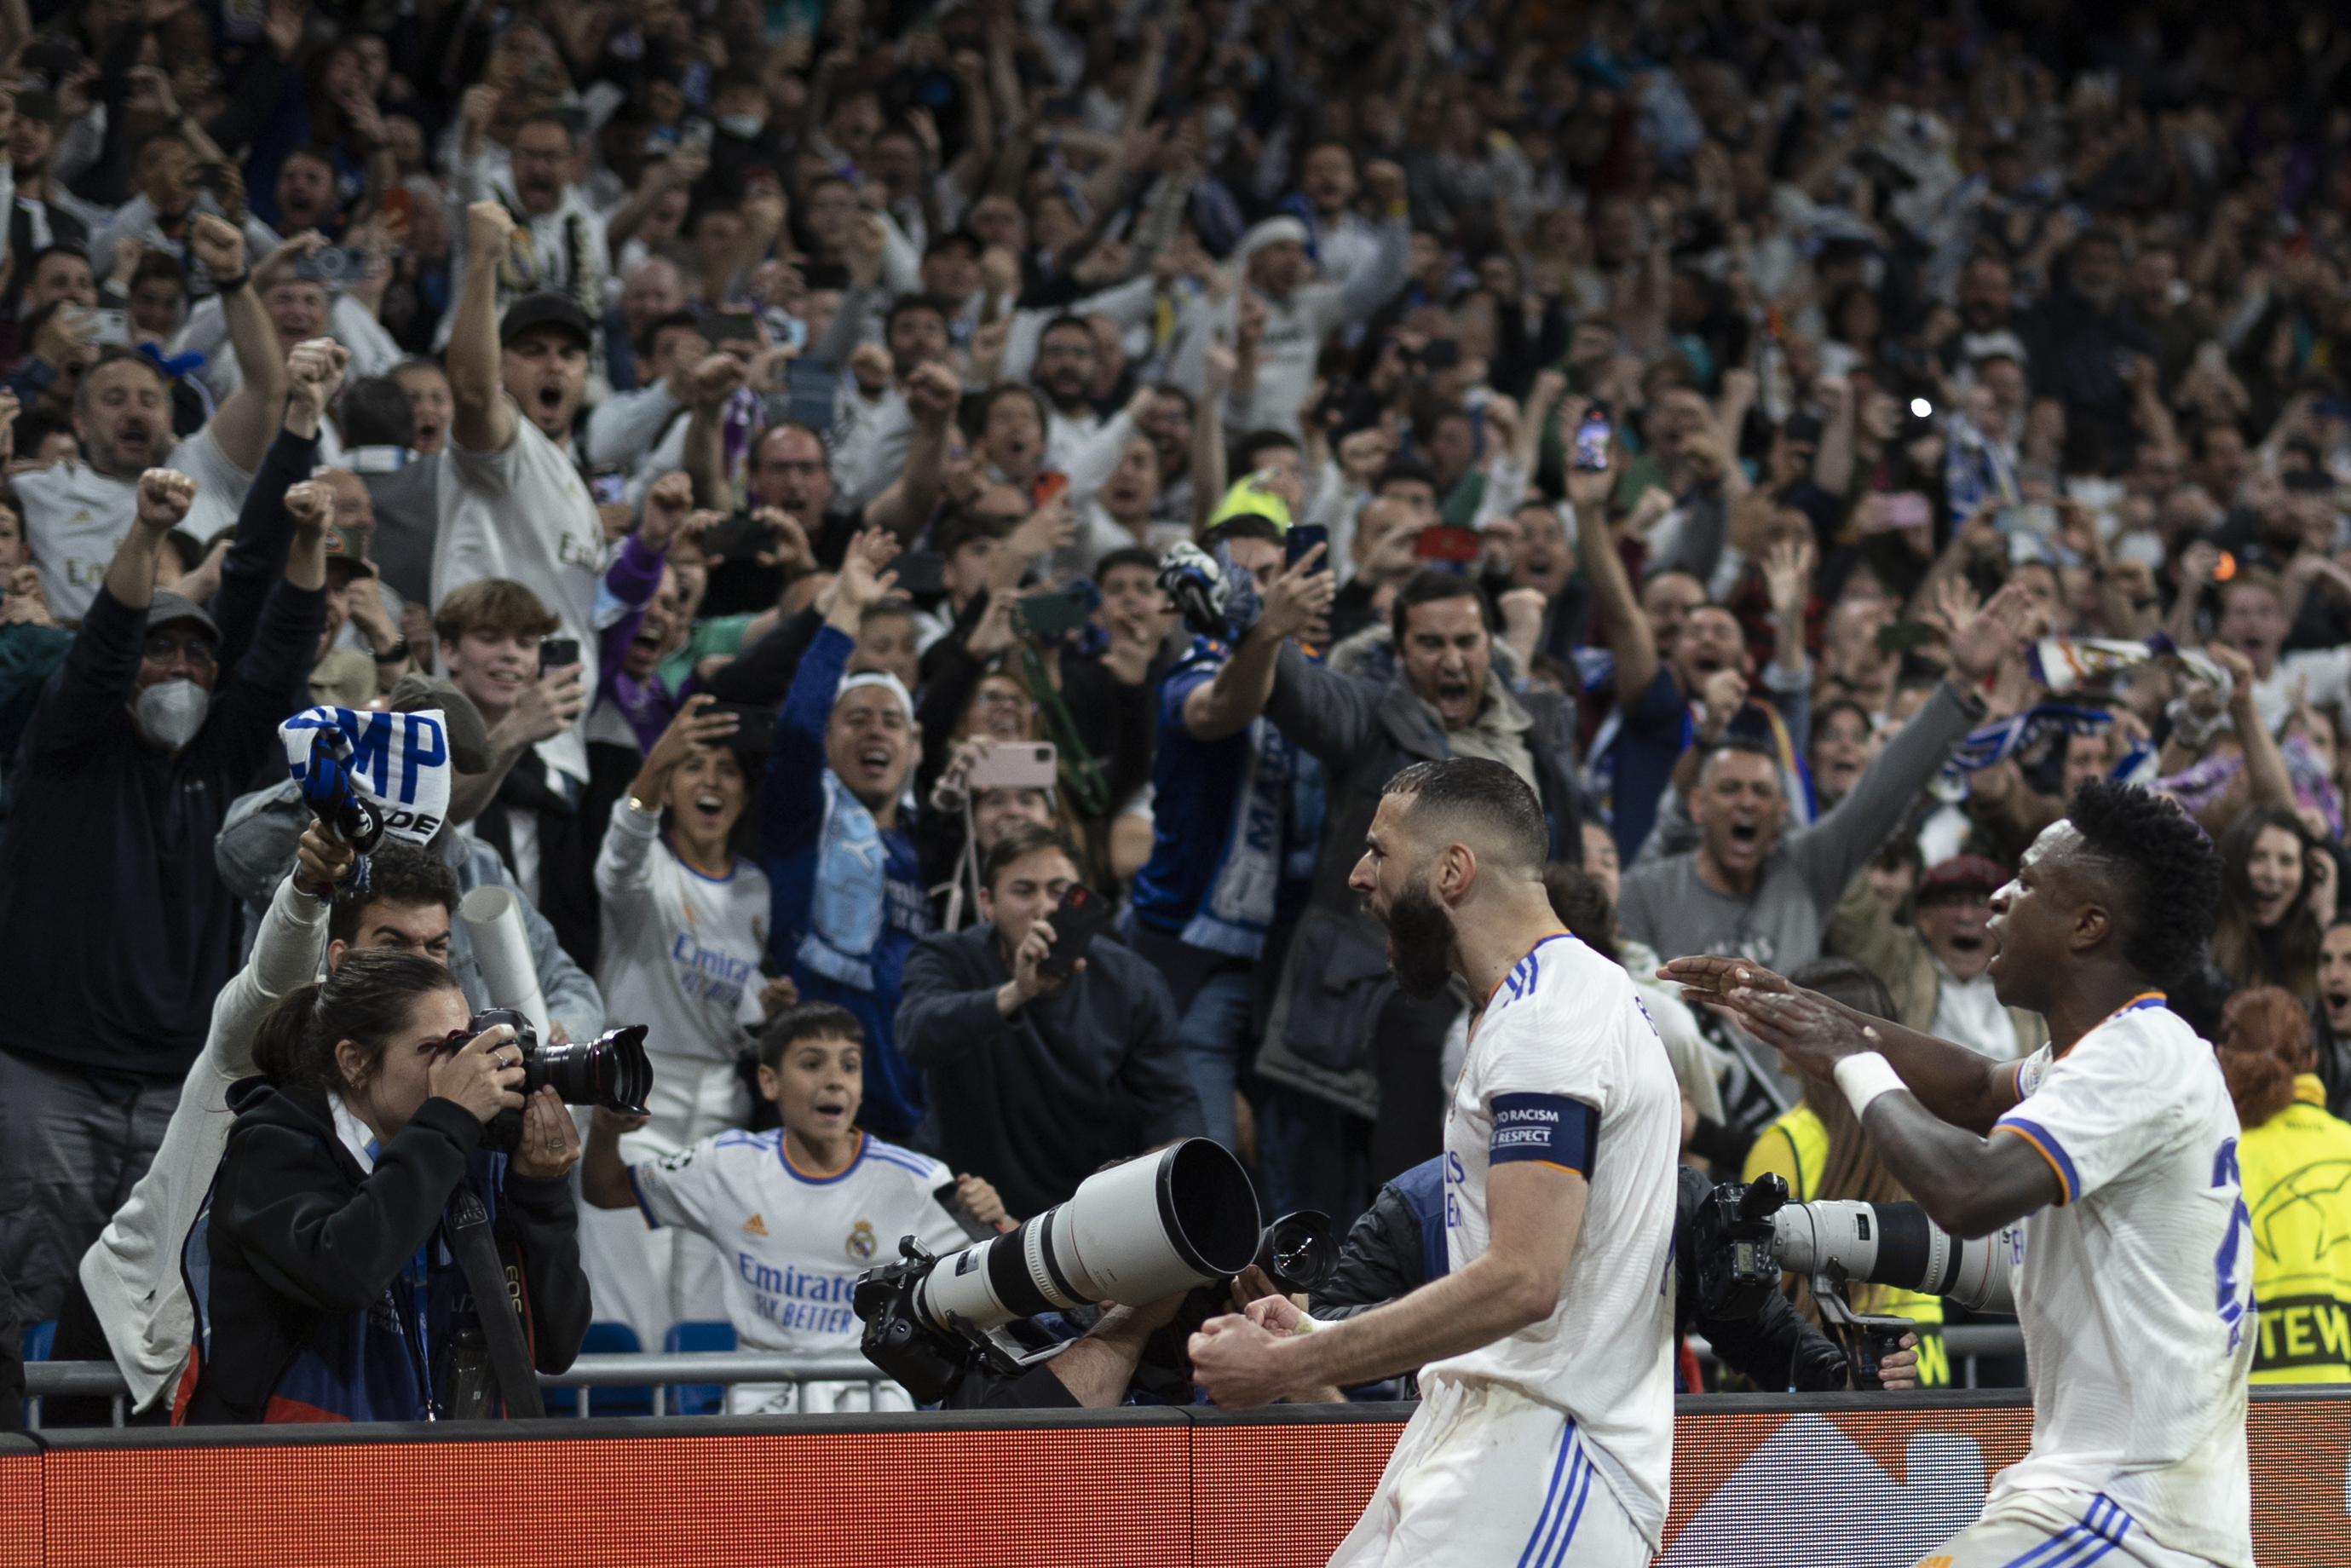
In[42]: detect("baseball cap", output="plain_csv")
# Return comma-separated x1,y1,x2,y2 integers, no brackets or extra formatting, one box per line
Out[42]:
388,673,492,775
147,589,219,643
498,291,594,350
1918,855,2008,902
321,522,375,579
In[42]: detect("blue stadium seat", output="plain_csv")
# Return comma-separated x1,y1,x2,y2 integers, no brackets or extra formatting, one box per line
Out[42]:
542,1322,649,1416
22,1321,55,1363
663,1321,737,1415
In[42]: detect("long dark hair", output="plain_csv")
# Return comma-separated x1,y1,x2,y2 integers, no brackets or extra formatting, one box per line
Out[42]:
252,949,463,1096
2210,805,2322,999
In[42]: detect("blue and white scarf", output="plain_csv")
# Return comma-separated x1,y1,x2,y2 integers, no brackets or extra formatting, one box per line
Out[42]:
1178,640,1297,958
797,770,887,992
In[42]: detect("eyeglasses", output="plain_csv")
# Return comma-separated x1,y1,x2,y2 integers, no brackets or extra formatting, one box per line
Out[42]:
141,634,216,666
973,689,1032,710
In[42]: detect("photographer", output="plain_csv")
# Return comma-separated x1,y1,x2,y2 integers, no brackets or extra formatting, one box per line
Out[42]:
182,952,590,1423
896,823,1203,1220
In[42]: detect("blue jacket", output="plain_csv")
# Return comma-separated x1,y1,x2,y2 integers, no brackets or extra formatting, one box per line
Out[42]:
763,625,931,1137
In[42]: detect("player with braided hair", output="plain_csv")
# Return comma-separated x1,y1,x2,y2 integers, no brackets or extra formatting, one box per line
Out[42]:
1667,780,2249,1568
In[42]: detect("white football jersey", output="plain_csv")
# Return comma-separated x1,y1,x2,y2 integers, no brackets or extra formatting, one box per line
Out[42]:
629,1129,973,1354
19,429,248,621
1989,994,2255,1568
1426,931,1681,1547
594,805,772,1064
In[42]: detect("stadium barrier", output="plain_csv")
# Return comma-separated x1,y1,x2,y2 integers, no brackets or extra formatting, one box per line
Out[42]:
4,1386,2346,1566
20,1323,2035,1427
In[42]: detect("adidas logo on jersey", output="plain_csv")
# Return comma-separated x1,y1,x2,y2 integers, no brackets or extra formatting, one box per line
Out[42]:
742,1213,769,1236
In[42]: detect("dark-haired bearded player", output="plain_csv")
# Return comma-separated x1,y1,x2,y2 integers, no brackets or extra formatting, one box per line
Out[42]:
1668,779,2250,1568
1190,757,1680,1566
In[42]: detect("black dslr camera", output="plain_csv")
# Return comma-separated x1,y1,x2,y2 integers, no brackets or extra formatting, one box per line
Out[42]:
464,1007,655,1150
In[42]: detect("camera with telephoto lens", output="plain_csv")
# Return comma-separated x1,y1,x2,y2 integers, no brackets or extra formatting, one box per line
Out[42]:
462,1007,654,1151
1691,1175,2018,1390
855,1139,1308,1404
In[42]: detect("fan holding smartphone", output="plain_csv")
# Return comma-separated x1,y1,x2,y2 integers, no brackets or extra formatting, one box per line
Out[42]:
898,820,1207,1221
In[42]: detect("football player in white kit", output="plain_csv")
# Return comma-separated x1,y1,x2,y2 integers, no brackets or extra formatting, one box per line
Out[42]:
1669,779,2249,1568
1189,758,1682,1568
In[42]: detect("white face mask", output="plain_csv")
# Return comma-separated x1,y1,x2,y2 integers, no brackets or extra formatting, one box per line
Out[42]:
134,677,210,749
717,113,767,141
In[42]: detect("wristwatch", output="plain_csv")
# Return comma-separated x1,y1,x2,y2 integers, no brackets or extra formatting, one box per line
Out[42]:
625,794,660,816
372,636,411,662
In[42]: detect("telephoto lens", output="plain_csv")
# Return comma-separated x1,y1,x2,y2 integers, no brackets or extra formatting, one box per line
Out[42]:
914,1138,1263,1332
466,1008,655,1150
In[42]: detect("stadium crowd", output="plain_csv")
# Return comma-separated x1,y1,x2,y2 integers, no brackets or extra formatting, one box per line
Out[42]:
4,0,2351,1422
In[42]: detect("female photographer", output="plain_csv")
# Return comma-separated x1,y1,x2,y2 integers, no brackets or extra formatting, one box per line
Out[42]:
582,694,793,1349
179,950,590,1424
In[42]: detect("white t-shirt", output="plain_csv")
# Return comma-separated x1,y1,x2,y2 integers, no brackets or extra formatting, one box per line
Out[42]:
1989,995,2254,1567
18,429,251,620
628,1129,970,1354
1425,931,1681,1546
594,802,771,1064
432,401,604,785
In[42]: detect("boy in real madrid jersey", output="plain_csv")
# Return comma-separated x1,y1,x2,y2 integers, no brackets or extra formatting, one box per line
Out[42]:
1190,760,1680,1568
583,1002,1007,1412
1672,780,2251,1568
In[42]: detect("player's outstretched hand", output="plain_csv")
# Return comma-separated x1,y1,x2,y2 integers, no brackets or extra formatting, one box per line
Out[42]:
1736,987,1882,1080
1657,954,1793,1008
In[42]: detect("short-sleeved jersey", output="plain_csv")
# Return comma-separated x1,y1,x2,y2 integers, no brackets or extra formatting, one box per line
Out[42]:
1989,994,2255,1567
1426,931,1681,1546
628,1129,971,1353
432,404,604,786
20,430,248,621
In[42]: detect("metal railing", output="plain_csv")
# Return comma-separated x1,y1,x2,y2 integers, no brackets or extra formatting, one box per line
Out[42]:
21,1352,897,1429
1685,1323,2026,1390
23,1329,2030,1430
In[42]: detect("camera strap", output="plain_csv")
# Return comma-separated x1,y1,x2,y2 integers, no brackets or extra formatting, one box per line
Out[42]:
443,1185,546,1420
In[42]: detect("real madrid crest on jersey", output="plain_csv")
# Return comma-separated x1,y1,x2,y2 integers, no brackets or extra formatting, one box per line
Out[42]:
845,1219,877,1262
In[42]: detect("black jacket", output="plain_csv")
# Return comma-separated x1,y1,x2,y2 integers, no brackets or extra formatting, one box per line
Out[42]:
1313,1160,1850,1393
896,924,1206,1220
185,1076,589,1424
0,431,325,1077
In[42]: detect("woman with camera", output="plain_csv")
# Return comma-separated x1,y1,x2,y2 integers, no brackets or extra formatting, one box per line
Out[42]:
178,950,590,1424
582,693,794,1350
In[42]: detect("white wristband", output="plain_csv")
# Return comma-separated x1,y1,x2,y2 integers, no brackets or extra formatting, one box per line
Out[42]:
1289,1312,1323,1338
1833,1051,1908,1121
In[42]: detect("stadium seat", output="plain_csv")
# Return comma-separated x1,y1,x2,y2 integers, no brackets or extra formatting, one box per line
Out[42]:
22,1321,55,1363
662,1321,737,1415
542,1322,649,1417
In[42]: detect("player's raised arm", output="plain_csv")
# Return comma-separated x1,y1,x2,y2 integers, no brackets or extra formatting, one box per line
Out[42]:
1728,978,2060,1237
1663,954,2023,1133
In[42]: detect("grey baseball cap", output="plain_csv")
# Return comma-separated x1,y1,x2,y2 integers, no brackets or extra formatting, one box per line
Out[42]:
146,590,220,643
